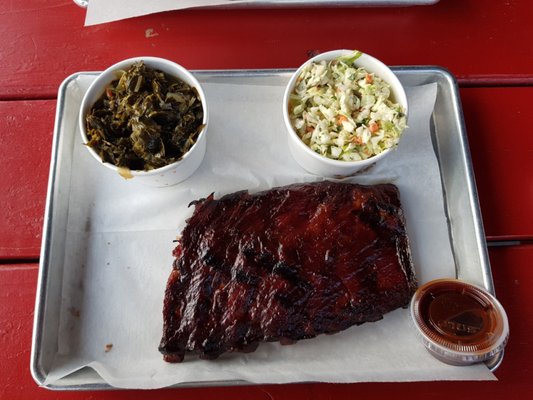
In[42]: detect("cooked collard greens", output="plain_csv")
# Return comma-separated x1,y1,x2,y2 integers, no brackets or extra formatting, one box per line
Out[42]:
85,61,204,171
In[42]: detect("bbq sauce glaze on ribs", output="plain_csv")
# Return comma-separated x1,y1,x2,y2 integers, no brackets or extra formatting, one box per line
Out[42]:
159,181,417,362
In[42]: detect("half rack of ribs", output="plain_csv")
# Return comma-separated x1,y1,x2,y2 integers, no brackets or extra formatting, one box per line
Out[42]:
159,181,416,362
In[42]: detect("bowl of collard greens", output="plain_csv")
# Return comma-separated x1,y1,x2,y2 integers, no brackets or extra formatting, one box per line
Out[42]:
79,57,208,187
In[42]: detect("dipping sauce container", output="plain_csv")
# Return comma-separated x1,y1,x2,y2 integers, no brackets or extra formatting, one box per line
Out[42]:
410,279,509,366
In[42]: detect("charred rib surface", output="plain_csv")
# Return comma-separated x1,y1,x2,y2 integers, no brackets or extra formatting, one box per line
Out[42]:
160,181,416,362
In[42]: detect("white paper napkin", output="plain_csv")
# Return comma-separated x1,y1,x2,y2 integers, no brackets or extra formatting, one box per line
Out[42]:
84,1,441,26
85,0,251,26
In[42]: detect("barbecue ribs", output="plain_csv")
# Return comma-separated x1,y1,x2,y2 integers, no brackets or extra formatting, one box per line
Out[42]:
159,181,416,362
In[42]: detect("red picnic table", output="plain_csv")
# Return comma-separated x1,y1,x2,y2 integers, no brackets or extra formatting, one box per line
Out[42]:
0,1,532,399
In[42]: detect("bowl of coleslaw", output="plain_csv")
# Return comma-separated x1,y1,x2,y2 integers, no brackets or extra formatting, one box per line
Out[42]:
283,49,408,177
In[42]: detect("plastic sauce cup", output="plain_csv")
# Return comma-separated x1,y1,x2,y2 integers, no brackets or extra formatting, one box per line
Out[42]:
410,279,509,366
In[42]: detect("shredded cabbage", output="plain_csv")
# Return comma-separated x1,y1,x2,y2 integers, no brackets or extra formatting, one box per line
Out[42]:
288,51,407,161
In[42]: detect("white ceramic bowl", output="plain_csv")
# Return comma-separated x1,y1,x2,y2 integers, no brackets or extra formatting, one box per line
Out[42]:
79,57,208,187
283,49,408,178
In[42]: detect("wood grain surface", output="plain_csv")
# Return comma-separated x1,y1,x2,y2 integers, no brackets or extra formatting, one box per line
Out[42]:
2,88,531,259
0,1,533,99
0,0,532,398
461,87,533,241
2,245,531,399
0,100,55,259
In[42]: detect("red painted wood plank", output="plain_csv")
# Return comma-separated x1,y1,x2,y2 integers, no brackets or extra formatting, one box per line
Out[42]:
488,244,533,383
1,86,531,258
460,87,533,240
1,245,531,399
1,1,533,98
0,100,55,259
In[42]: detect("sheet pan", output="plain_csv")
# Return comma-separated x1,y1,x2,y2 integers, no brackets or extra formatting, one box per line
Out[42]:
31,67,498,390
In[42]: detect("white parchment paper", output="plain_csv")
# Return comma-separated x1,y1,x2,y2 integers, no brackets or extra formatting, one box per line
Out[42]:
44,75,495,388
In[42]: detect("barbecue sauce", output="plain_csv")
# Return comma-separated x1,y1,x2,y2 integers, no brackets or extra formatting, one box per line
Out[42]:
410,279,509,366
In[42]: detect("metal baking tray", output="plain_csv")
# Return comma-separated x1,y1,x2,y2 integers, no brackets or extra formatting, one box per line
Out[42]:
31,67,498,390
73,1,440,9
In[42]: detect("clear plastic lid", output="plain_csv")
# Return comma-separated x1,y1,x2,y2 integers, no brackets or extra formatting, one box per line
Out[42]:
410,279,509,366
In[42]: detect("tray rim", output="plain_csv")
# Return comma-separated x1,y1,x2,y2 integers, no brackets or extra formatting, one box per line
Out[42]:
74,0,441,10
31,66,498,390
